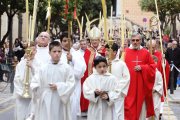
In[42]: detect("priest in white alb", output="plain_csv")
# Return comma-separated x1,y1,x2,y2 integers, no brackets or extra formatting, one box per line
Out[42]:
78,39,88,57
35,32,51,63
60,32,86,119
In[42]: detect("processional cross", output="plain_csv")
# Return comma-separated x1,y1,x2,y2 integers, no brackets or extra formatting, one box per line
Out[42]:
132,56,142,65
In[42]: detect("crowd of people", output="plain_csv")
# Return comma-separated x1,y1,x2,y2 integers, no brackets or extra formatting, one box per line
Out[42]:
0,26,180,120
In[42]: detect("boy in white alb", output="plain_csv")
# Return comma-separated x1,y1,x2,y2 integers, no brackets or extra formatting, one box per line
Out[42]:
147,55,163,120
83,56,121,120
13,41,43,120
60,32,86,119
30,41,75,120
105,43,130,120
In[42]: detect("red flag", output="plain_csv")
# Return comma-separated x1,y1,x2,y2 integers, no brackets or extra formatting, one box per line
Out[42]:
65,0,68,19
74,0,76,19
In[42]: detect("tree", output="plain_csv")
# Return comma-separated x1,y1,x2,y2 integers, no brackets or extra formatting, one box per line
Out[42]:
0,0,27,46
76,0,112,32
139,0,180,39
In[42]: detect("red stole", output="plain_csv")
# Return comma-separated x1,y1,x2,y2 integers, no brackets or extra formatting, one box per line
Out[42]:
124,48,156,119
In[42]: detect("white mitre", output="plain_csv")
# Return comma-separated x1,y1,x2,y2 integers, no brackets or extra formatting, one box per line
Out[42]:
88,27,101,40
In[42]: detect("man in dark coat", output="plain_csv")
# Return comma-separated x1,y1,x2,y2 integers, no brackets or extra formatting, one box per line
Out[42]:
165,40,180,90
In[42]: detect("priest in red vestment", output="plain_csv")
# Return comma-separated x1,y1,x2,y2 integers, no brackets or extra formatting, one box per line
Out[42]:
124,32,156,120
147,40,170,116
147,40,170,97
80,27,105,114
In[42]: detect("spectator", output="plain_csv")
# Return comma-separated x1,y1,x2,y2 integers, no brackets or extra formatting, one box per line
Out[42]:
14,38,23,48
156,35,168,48
156,41,166,53
13,56,19,71
165,41,180,90
167,43,173,48
14,40,26,62
5,42,9,56
0,46,6,82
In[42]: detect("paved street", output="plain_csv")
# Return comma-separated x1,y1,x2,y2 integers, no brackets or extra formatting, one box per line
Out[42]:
0,82,180,120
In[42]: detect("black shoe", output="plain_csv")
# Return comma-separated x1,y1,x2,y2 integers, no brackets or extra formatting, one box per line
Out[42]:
159,116,161,120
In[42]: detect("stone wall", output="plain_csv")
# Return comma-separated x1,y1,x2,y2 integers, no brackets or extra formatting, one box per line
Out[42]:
123,0,154,28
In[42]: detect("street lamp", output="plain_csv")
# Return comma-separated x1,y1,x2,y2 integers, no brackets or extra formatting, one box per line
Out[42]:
8,4,15,93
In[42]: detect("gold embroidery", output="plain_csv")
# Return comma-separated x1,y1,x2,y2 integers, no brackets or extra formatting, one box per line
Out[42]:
88,52,95,76
93,28,96,38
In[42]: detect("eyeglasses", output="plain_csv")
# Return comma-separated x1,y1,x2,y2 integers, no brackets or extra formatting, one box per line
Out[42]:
173,44,177,45
131,39,140,42
39,35,48,39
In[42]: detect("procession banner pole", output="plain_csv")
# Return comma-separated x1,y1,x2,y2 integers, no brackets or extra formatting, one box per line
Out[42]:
121,0,125,62
68,20,72,64
101,0,108,42
154,0,170,119
23,0,39,99
47,0,51,34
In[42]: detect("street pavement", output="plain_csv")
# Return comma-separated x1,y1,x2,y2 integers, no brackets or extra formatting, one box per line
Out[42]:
0,82,180,120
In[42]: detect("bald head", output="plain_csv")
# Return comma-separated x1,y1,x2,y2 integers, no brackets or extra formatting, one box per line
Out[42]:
147,40,156,46
38,32,51,47
172,41,178,49
147,40,157,53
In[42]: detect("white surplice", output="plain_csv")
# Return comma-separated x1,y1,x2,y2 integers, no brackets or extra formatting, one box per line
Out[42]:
78,48,85,56
30,60,75,120
61,48,86,119
146,69,163,120
35,45,51,63
83,68,121,120
13,58,43,120
111,58,130,120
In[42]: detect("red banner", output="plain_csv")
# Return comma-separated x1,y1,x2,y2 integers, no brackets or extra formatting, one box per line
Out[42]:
65,0,68,19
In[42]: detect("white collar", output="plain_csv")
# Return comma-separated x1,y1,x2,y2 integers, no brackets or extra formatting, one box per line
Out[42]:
129,44,143,50
47,59,64,65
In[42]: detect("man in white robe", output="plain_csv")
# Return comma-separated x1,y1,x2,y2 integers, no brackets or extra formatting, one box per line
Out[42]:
147,56,163,120
35,32,51,63
13,42,43,120
78,39,88,57
30,41,75,120
60,32,86,119
83,68,121,120
105,43,130,120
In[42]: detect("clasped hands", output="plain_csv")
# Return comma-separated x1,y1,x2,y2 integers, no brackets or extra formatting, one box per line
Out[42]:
95,89,108,100
134,65,141,72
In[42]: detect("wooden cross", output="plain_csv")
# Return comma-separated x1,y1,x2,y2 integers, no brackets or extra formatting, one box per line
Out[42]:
132,56,142,65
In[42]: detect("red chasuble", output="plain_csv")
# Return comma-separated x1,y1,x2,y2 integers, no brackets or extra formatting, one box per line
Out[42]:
153,51,170,102
80,46,105,112
124,48,156,120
